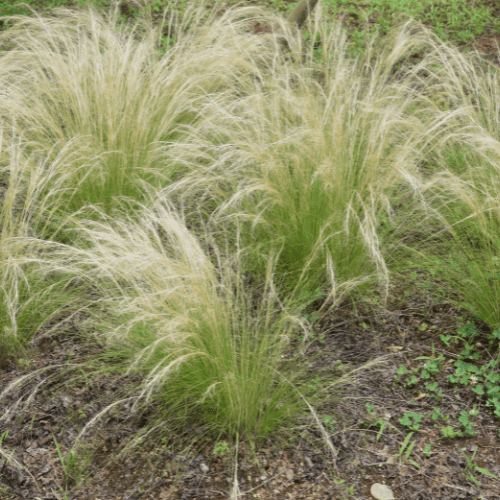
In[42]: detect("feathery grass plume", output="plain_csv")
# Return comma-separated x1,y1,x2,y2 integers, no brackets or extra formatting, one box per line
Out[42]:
0,0,276,223
393,32,500,330
406,134,500,330
433,172,500,330
16,197,380,492
0,124,82,366
400,23,500,180
27,199,334,453
160,12,443,307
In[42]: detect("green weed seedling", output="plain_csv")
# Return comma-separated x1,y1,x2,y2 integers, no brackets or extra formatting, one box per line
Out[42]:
394,364,406,379
53,436,78,489
395,364,419,386
440,321,478,349
425,381,443,401
449,357,493,391
441,321,478,349
373,419,389,442
308,377,321,393
333,478,355,498
394,349,445,389
298,287,326,305
407,398,421,407
213,440,230,458
0,429,8,446
300,288,325,323
0,430,15,468
440,425,463,439
303,311,322,326
414,352,445,379
323,415,335,432
366,402,375,414
399,412,424,431
439,320,500,422
457,407,478,436
437,407,477,439
439,333,457,347
486,396,500,419
364,403,389,442
421,443,432,458
395,432,419,469
487,328,500,348
431,407,449,423
460,447,500,490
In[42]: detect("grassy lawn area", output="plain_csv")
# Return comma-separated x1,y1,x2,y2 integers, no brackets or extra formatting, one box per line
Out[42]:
0,1,500,499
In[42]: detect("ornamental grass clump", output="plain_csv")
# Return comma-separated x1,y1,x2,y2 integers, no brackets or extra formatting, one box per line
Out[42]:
31,199,322,448
0,126,80,366
398,33,500,330
0,1,276,223
161,12,442,305
421,146,500,332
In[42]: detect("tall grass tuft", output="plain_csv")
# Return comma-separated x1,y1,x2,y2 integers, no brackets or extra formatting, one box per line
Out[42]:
160,12,444,306
398,33,500,330
0,1,277,223
0,125,81,366
29,199,326,448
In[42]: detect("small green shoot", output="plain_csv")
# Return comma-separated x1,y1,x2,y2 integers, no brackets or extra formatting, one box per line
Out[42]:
53,436,77,489
395,432,419,469
374,419,389,442
213,440,230,457
0,430,8,446
421,443,432,458
460,447,500,490
440,426,462,439
323,415,335,432
431,407,449,423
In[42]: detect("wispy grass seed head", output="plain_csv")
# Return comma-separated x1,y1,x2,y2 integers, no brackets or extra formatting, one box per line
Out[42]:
34,200,320,446
0,1,293,220
160,17,445,305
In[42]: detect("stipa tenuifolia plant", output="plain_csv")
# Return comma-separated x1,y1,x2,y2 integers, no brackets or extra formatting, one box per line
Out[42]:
160,8,450,307
0,124,80,366
397,29,500,332
0,0,277,226
15,199,361,463
426,168,500,332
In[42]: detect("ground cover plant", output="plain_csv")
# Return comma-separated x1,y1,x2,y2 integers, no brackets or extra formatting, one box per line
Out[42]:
0,1,500,499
